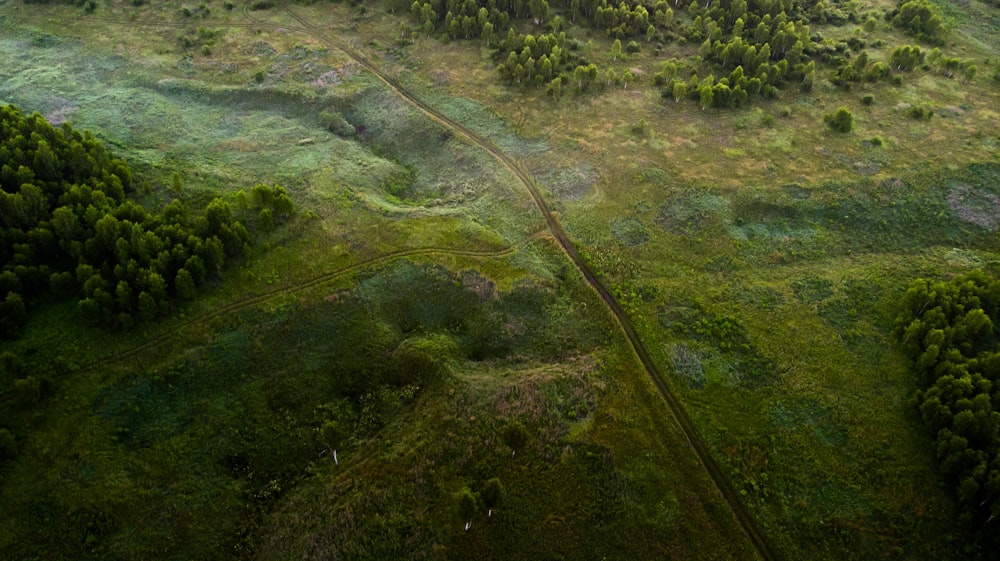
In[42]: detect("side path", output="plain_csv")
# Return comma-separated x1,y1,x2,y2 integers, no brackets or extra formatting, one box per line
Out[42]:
0,242,528,409
278,7,776,560
82,243,524,372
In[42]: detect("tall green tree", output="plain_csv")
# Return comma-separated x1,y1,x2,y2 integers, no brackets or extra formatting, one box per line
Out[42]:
456,487,478,530
502,422,529,457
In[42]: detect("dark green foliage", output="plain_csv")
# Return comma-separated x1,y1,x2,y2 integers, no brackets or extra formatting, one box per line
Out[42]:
502,421,529,457
405,0,844,106
493,32,587,91
0,256,609,559
894,272,1000,551
320,109,356,137
456,487,478,523
926,48,978,80
248,183,295,222
481,477,505,511
0,105,251,332
0,428,15,462
824,106,854,133
660,300,777,387
905,103,934,121
22,0,96,8
861,93,874,105
889,0,947,44
320,420,349,452
0,292,27,335
890,44,925,70
791,276,834,304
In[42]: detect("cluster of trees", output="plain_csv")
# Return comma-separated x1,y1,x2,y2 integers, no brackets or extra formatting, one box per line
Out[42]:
590,0,656,38
888,0,947,45
409,0,512,40
925,47,977,81
668,0,828,106
453,423,525,529
390,0,973,108
494,31,579,88
895,271,1000,547
238,183,295,231
0,105,270,334
829,50,891,90
889,44,925,71
889,45,977,80
455,477,506,529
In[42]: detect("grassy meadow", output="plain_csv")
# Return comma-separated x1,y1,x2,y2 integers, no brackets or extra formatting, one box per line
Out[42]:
1,0,999,559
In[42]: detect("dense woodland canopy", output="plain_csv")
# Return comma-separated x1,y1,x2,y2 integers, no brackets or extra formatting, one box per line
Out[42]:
895,271,1000,553
388,0,982,106
0,105,292,335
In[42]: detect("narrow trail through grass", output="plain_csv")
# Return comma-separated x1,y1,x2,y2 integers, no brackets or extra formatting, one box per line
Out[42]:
81,240,530,371
276,5,775,559
0,239,535,411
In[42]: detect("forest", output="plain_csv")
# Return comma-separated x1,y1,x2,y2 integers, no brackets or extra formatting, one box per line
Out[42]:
895,272,1000,551
0,104,298,333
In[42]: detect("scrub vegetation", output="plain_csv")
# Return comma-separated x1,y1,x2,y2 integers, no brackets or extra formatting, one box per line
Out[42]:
1,0,999,559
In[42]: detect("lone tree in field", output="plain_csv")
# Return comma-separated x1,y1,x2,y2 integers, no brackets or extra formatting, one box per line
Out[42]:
456,487,478,530
611,38,623,62
481,477,505,517
320,420,349,465
502,422,529,458
824,106,854,133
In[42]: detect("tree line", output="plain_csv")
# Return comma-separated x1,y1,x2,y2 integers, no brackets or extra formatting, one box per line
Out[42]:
0,104,292,335
392,0,971,111
894,271,1000,553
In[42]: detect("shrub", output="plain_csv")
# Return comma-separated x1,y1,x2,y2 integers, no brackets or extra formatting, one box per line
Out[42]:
824,106,854,133
861,94,875,105
320,110,356,137
904,103,933,120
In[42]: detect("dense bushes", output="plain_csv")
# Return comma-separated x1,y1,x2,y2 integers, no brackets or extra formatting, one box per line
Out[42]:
895,271,1000,550
0,105,263,333
889,0,947,45
823,106,853,132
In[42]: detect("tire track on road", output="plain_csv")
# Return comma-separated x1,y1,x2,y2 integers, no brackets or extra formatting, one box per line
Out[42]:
0,240,528,412
76,242,526,375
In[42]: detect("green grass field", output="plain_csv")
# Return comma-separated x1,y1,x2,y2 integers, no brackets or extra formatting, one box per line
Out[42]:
1,0,999,559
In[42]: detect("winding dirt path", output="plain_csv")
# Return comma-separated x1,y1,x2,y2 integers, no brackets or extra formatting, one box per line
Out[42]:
277,6,775,560
2,4,774,559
